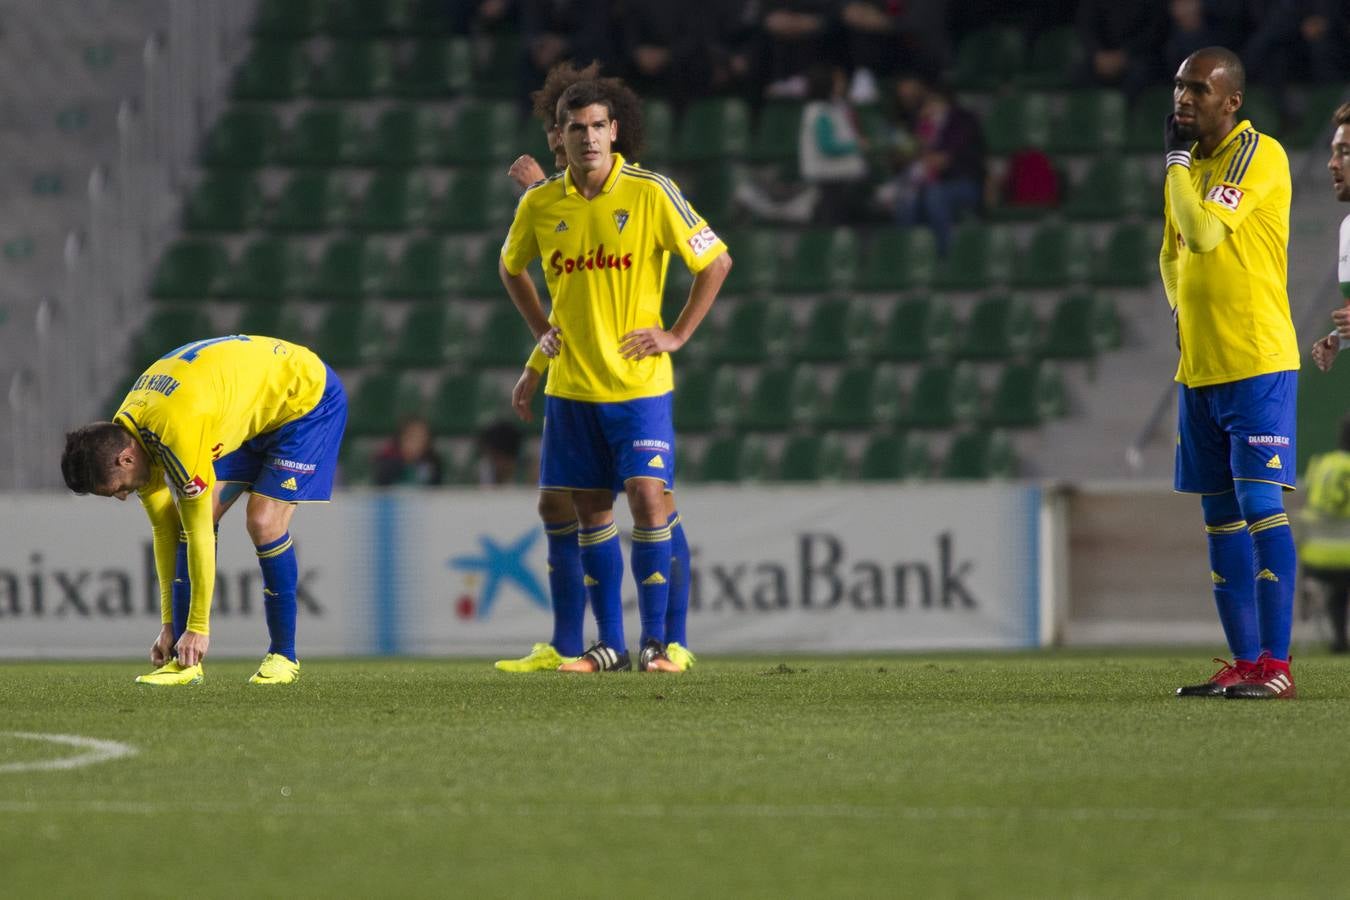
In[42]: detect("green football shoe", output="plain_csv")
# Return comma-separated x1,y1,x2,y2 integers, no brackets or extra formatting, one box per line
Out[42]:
665,642,697,672
249,653,300,685
134,660,204,686
494,642,576,672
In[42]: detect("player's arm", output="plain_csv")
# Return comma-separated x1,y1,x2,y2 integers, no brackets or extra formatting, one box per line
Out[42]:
138,478,181,629
499,194,553,341
1163,167,1230,254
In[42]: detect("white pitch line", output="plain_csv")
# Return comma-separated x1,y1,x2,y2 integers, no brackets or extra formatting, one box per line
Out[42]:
0,732,138,774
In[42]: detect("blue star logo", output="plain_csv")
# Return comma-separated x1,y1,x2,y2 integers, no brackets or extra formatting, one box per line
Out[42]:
448,530,549,617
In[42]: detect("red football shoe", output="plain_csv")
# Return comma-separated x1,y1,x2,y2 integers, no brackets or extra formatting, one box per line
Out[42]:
1224,652,1296,699
1176,657,1257,697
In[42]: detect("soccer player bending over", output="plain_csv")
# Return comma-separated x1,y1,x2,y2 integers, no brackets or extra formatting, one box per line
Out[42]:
499,78,731,672
1162,48,1300,699
60,335,347,685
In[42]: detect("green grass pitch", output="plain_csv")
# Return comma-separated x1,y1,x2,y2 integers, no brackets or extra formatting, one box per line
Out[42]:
2,651,1347,897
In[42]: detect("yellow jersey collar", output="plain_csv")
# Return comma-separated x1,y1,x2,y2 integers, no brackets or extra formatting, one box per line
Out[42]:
1201,120,1253,159
563,153,626,197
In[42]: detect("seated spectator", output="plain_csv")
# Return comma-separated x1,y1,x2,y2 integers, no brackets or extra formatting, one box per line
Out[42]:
1245,0,1349,126
520,0,614,96
1074,0,1166,100
750,0,834,99
475,419,524,486
838,0,950,101
799,63,870,224
373,416,445,487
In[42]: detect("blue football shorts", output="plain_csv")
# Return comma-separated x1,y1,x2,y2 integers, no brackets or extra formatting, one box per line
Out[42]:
1174,370,1296,494
539,392,675,492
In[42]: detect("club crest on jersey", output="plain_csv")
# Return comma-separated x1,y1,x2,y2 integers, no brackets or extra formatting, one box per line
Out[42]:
180,475,208,498
613,208,630,233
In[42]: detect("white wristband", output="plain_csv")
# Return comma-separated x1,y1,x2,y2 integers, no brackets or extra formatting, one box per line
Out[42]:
1334,328,1350,351
1165,150,1191,169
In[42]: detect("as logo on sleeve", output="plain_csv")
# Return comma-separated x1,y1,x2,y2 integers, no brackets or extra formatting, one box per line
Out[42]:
180,475,208,498
1205,184,1244,211
687,226,719,257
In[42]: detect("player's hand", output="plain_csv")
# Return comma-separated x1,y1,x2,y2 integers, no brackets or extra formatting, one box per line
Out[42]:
619,327,684,361
175,630,209,667
512,368,541,422
538,326,563,358
1172,305,1180,350
150,624,175,667
507,155,547,190
1312,332,1340,372
1164,114,1192,164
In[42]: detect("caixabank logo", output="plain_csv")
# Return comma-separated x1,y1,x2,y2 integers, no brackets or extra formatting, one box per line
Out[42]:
447,529,549,620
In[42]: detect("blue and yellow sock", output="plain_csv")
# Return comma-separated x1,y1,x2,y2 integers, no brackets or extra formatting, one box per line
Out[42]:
631,523,673,646
578,523,625,653
1248,511,1296,661
665,512,690,647
1200,491,1259,662
545,521,586,657
256,532,298,662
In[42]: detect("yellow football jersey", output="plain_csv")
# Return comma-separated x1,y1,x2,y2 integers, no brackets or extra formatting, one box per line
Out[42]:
1162,120,1297,388
501,153,727,403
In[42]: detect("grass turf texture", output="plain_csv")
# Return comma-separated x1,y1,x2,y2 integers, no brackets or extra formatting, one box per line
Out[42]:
1,651,1346,897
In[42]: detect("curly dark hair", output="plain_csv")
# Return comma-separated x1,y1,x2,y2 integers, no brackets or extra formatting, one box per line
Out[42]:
532,61,646,162
1335,102,1350,128
61,421,131,494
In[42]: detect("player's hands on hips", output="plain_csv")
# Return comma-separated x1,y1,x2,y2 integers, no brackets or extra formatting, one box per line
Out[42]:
538,326,562,358
1312,332,1340,372
512,368,541,422
620,328,684,360
150,624,175,667
175,630,209,667
507,155,547,190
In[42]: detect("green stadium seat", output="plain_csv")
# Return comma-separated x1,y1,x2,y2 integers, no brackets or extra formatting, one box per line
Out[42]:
876,294,955,362
268,172,343,232
150,240,228,299
428,370,509,436
1091,222,1152,287
308,41,392,99
901,361,981,428
395,38,472,97
394,303,471,368
820,363,902,429
313,303,386,368
672,365,739,433
984,92,1053,155
716,228,779,297
710,297,794,364
201,108,280,168
1018,27,1080,90
984,361,1066,427
742,364,821,431
235,301,307,343
673,98,751,163
1239,86,1281,135
356,106,438,166
252,0,318,37
133,307,213,369
859,431,931,481
692,433,769,483
1049,90,1127,154
1125,85,1173,153
183,173,263,231
347,370,426,438
1062,156,1156,221
1012,222,1093,288
278,107,364,167
749,101,803,164
473,304,535,367
932,224,1013,291
436,101,520,164
957,293,1038,360
215,238,303,301
320,0,406,35
231,41,306,101
778,433,847,482
680,164,735,225
470,32,522,99
426,166,518,231
386,237,466,298
857,228,937,292
638,99,674,167
776,228,859,296
796,298,873,362
516,114,554,169
949,26,1024,91
463,244,510,298
661,263,694,326
941,429,1016,479
1294,85,1350,148
1040,292,1119,359
303,237,388,300
347,170,429,232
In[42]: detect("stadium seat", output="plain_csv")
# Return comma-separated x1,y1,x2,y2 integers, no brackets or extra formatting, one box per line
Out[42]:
389,303,470,367
716,228,778,297
395,37,471,97
857,229,937,292
463,243,513,298
214,238,303,301
231,41,305,101
1294,84,1349,148
638,99,674,167
252,0,318,37
1091,222,1152,287
901,362,981,428
268,172,343,232
183,173,263,231
278,107,364,167
778,433,847,482
932,224,1013,291
320,0,406,35
1240,86,1281,135
940,428,1016,479
133,307,213,369
308,41,393,98
473,303,535,367
201,108,280,168
426,166,518,231
357,106,438,166
347,170,429,231
710,297,794,364
820,362,902,429
1011,222,1093,288
693,433,769,483
983,92,1053,155
776,228,859,296
957,293,1038,360
428,370,509,435
748,101,803,165
1062,156,1155,221
949,26,1024,91
673,97,751,163
436,101,520,164
1124,85,1174,153
673,365,739,433
1048,90,1127,154
150,240,228,299
470,32,523,98
235,300,307,343
303,237,388,300
386,236,466,298
984,361,1067,427
796,298,873,362
859,431,931,481
876,294,955,362
1018,27,1080,89
742,364,821,431
313,303,386,368
347,370,426,437
1040,293,1120,359
681,163,736,225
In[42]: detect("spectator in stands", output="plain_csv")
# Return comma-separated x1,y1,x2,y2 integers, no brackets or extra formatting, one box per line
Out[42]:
838,0,950,100
474,419,524,486
616,0,719,108
886,73,986,257
446,0,516,34
372,416,445,487
750,0,835,99
1074,0,1166,100
1244,0,1349,125
520,0,614,94
800,63,870,224
1165,0,1249,66
704,0,759,99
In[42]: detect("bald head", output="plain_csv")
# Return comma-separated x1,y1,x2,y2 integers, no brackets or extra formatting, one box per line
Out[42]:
1186,46,1245,95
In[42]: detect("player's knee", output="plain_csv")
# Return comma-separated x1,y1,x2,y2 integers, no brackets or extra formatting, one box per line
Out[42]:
537,490,573,524
625,478,667,527
1233,480,1285,520
1200,489,1242,525
244,498,292,545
